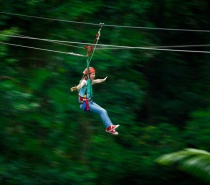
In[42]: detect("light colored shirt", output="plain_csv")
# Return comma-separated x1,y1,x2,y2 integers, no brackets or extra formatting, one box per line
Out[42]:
78,79,87,97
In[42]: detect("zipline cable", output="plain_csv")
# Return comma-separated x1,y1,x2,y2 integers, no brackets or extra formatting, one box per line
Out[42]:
1,40,210,54
96,44,210,50
0,41,86,56
1,33,84,49
1,11,210,33
1,33,210,51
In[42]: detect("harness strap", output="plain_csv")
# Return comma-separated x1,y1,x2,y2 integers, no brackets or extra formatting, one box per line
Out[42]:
85,98,90,111
79,95,90,111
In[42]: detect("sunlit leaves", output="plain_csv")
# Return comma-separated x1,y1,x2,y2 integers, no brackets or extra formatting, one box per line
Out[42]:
156,148,210,183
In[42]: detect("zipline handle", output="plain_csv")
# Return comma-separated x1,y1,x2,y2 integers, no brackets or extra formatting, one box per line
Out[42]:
99,23,104,31
96,23,104,41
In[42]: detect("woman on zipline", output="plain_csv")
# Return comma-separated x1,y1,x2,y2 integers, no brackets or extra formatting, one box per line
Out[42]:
70,67,119,135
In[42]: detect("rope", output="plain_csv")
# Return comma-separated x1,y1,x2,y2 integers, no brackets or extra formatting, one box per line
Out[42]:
0,34,210,50
1,33,210,54
1,33,210,51
96,44,210,50
0,12,99,26
1,40,210,54
0,41,86,56
0,33,84,49
1,11,210,33
94,45,210,54
46,40,84,49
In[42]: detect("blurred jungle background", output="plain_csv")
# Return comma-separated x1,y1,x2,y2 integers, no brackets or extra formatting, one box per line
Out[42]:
1,0,210,184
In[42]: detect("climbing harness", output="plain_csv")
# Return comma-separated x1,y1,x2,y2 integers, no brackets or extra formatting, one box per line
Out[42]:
79,94,90,111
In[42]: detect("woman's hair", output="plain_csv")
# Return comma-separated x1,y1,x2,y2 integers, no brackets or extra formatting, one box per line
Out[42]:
84,74,88,79
82,74,88,80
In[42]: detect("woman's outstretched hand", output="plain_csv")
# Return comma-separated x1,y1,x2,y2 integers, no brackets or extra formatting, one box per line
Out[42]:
70,86,77,92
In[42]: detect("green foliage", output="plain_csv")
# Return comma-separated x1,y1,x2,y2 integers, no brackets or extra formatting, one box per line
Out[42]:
184,108,210,151
1,0,210,185
156,148,210,184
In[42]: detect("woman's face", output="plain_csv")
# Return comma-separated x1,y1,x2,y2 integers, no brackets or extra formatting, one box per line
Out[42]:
90,73,95,80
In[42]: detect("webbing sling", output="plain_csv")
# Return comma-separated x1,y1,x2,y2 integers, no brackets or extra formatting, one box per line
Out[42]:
85,23,104,100
86,58,93,99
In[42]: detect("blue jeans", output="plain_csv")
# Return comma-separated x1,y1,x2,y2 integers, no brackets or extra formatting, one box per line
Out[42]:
80,101,112,128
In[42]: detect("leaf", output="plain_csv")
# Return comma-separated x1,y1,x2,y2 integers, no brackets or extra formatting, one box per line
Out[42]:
156,148,210,183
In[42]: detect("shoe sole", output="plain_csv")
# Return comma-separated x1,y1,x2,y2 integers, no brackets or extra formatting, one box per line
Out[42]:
106,130,118,135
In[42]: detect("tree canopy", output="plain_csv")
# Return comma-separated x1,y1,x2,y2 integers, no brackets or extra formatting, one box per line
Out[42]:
0,0,210,184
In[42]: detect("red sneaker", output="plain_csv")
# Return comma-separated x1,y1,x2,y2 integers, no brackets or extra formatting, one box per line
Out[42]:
106,125,120,135
106,129,118,135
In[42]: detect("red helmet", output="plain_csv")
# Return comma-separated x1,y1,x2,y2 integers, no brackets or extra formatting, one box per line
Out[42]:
83,67,96,75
